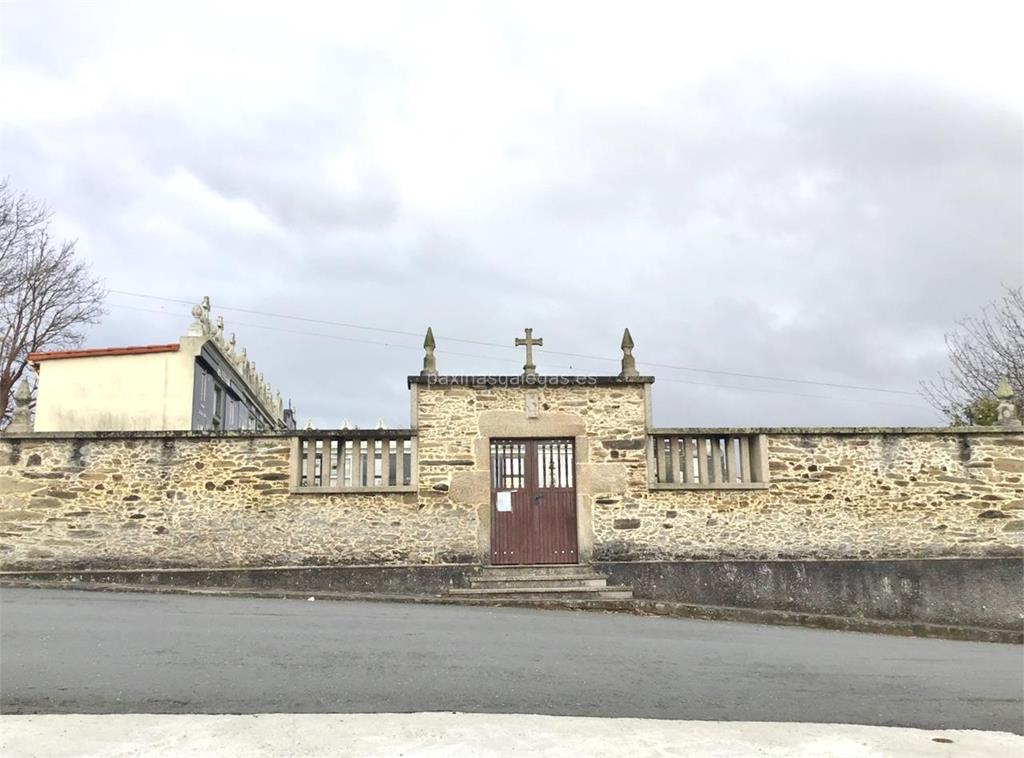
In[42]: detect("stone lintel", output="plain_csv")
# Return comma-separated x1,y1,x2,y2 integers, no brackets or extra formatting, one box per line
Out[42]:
407,375,655,388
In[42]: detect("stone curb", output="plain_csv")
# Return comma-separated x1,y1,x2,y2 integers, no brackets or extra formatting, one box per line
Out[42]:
1,579,1020,645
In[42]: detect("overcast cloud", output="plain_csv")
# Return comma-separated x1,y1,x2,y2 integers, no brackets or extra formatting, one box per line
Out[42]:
2,0,1021,427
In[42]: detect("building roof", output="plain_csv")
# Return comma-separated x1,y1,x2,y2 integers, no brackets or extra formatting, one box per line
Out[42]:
29,343,181,363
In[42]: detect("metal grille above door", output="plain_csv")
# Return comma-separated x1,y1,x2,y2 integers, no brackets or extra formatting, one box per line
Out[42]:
490,438,578,565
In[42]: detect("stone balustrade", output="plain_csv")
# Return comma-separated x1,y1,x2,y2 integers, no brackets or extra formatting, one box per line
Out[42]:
291,430,417,493
648,430,769,489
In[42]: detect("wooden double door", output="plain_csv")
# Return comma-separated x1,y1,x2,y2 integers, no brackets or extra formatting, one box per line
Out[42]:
490,438,578,565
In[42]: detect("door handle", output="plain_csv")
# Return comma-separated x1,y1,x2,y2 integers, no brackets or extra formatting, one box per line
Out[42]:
534,494,543,502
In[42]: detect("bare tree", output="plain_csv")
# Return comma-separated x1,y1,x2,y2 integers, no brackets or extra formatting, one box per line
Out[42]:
0,179,106,427
922,286,1024,425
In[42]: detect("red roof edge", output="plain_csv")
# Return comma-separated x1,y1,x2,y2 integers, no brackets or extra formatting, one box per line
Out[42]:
29,343,181,363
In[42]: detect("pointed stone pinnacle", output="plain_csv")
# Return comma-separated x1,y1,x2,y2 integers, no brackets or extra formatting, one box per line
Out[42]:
421,326,438,379
619,328,638,380
7,379,34,433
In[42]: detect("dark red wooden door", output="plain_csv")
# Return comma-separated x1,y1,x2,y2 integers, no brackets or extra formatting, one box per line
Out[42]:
490,438,577,565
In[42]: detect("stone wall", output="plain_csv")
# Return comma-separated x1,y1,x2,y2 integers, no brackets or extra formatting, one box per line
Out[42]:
415,379,1022,562
605,430,1023,560
0,378,1022,570
0,433,477,569
412,378,652,563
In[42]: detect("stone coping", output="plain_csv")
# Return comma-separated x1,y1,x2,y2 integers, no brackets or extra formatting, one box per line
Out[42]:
2,425,1019,442
650,426,1022,436
407,375,655,387
0,429,417,441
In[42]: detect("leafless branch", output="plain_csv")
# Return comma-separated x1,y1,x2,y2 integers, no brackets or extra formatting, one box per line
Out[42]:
921,286,1024,424
0,179,106,426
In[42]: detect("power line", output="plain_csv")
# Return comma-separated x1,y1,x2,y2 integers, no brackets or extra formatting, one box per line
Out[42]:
113,289,919,395
106,301,933,411
108,290,925,397
109,301,520,360
106,290,923,396
656,376,929,410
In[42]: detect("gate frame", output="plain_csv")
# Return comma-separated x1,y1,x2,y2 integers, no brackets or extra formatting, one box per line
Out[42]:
487,435,582,566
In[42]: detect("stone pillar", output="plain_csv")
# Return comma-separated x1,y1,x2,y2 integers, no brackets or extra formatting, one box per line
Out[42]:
6,379,33,433
995,377,1022,427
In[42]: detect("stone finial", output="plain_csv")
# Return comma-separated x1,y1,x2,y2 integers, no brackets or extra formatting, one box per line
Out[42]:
187,304,206,336
376,418,386,430
420,327,438,379
187,296,215,337
995,377,1022,427
618,328,639,379
341,418,351,430
6,379,33,433
183,297,286,427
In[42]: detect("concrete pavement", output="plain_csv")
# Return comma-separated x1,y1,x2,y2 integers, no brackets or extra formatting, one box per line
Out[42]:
1,588,1021,733
2,714,1022,757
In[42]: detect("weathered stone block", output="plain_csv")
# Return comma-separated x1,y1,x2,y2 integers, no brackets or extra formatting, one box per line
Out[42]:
602,439,645,450
993,458,1024,473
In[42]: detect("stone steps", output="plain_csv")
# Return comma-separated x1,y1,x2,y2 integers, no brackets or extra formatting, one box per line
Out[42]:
475,564,597,578
448,586,634,600
448,563,633,601
470,575,609,589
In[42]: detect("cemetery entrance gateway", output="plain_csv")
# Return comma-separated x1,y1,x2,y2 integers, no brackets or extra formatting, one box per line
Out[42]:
489,438,578,565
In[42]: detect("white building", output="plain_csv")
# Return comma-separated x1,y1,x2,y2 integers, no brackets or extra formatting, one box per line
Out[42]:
29,297,294,432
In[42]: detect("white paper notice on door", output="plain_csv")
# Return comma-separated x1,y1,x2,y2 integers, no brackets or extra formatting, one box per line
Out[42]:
496,491,513,511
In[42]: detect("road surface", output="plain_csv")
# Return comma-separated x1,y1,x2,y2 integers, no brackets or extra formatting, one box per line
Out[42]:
1,588,1021,732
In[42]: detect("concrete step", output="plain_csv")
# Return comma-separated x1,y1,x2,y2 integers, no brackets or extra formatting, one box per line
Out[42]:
448,586,634,601
470,576,608,590
477,564,595,578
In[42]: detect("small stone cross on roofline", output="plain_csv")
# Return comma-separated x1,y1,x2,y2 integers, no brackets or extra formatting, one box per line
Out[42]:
515,328,543,378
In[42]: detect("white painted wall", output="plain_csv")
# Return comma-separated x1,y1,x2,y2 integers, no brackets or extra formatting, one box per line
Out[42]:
32,350,197,432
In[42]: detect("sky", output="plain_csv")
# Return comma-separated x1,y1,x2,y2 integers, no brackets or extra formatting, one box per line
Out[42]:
2,0,1021,428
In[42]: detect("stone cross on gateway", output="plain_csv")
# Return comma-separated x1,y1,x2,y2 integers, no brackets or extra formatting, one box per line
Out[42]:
515,328,543,377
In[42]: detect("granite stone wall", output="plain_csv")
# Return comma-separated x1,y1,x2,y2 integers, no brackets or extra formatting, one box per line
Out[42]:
601,431,1024,561
412,378,652,562
0,378,1021,570
0,434,477,569
415,380,1023,562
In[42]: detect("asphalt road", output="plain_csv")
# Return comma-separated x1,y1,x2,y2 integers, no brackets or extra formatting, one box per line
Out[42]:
1,588,1021,732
